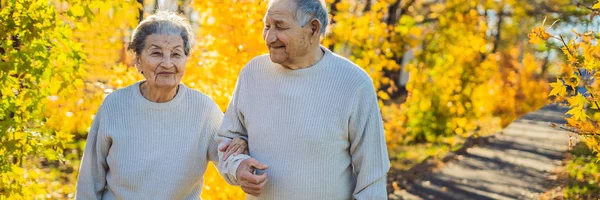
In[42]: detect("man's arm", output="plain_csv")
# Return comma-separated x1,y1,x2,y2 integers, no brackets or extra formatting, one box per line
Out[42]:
214,72,269,197
348,81,391,200
215,75,252,185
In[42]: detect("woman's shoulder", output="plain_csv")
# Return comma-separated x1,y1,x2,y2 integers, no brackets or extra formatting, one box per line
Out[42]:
98,83,137,111
181,86,221,112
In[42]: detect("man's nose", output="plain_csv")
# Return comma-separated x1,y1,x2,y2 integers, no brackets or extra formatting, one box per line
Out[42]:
264,29,277,44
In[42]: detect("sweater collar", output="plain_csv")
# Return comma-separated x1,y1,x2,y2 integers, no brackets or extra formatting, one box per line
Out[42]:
273,45,332,76
132,81,188,110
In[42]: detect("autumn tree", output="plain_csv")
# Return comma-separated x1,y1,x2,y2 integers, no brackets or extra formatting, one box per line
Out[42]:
0,0,586,199
537,1,600,161
0,0,89,197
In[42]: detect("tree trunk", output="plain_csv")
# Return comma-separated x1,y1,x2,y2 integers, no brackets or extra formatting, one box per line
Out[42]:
137,0,144,23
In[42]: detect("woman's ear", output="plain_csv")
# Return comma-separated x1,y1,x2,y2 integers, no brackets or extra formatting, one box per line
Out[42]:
135,57,143,73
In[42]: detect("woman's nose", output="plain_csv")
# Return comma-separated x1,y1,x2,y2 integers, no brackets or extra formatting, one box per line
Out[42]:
161,55,174,68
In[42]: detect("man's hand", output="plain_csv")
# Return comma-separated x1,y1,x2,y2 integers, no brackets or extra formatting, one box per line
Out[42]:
220,137,249,161
236,158,268,197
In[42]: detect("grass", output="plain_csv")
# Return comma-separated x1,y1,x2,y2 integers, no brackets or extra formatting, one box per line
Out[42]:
542,142,600,200
563,142,600,199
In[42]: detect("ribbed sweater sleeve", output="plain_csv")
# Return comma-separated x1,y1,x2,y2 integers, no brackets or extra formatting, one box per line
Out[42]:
76,106,109,200
217,73,251,185
348,81,391,200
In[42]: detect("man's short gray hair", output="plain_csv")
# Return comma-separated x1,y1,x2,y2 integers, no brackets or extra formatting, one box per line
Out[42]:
270,0,329,36
128,11,194,57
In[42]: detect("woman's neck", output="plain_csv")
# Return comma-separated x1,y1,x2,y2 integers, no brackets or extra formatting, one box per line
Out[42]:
140,81,179,103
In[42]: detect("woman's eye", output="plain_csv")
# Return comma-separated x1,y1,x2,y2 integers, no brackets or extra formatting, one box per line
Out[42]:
151,52,161,56
172,53,181,58
264,25,270,30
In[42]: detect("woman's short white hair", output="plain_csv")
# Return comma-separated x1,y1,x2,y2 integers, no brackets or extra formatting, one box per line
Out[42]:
127,11,194,57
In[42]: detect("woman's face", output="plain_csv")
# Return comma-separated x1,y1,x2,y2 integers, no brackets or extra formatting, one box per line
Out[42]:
137,34,186,89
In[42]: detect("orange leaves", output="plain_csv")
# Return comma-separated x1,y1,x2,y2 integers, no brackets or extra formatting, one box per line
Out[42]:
528,18,556,45
528,27,552,44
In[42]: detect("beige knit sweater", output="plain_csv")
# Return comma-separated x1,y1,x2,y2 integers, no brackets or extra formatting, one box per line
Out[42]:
219,46,391,200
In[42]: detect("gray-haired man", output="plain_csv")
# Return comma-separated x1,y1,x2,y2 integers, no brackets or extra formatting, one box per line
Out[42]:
218,0,390,199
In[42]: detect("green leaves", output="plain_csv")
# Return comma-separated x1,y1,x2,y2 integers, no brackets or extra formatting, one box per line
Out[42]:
0,0,87,197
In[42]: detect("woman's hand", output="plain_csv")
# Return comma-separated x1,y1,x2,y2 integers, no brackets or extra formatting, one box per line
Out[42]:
219,137,249,161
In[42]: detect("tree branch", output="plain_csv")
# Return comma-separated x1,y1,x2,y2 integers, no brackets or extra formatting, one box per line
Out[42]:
557,34,600,114
556,125,600,136
363,0,372,13
574,1,595,11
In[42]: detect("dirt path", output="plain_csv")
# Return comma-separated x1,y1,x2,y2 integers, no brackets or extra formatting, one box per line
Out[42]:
389,105,570,200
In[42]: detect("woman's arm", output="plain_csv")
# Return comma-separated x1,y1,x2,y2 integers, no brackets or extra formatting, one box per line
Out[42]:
204,98,250,185
76,107,110,200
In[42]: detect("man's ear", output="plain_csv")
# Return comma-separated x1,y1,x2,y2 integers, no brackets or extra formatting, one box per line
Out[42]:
310,18,322,36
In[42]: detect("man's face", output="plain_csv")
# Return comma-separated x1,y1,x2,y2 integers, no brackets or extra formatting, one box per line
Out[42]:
262,0,313,66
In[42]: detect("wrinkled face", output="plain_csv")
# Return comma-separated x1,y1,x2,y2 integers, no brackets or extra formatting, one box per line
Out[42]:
263,0,314,66
137,34,186,89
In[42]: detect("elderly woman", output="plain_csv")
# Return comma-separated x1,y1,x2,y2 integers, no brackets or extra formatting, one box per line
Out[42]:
76,11,247,199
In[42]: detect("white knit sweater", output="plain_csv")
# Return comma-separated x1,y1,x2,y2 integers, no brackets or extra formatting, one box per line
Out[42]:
219,46,391,200
76,82,235,199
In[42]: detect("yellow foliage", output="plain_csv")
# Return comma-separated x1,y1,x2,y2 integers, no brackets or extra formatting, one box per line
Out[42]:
538,12,600,160
2,0,570,198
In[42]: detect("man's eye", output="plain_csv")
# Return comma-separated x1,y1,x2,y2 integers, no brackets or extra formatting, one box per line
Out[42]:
151,52,161,56
264,25,270,30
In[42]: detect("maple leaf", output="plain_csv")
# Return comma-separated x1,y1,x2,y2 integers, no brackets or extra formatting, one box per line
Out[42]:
566,106,588,121
549,78,567,97
566,93,589,107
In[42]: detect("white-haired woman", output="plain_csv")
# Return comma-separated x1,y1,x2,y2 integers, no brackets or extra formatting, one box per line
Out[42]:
75,11,246,199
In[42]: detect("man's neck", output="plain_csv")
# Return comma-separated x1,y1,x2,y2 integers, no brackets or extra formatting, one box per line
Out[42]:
283,46,324,70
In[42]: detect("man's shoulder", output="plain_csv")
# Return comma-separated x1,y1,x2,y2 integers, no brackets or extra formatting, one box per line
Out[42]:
248,54,271,65
327,52,372,83
242,54,271,73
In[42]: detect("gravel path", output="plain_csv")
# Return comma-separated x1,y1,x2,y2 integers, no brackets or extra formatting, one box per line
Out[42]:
389,105,570,200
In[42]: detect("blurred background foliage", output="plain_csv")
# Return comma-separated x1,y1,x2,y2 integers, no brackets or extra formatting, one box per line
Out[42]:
0,0,597,199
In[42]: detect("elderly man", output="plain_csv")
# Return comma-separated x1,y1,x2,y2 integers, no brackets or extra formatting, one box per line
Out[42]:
217,0,390,199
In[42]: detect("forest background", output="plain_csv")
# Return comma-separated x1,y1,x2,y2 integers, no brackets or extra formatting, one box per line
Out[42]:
1,0,599,199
